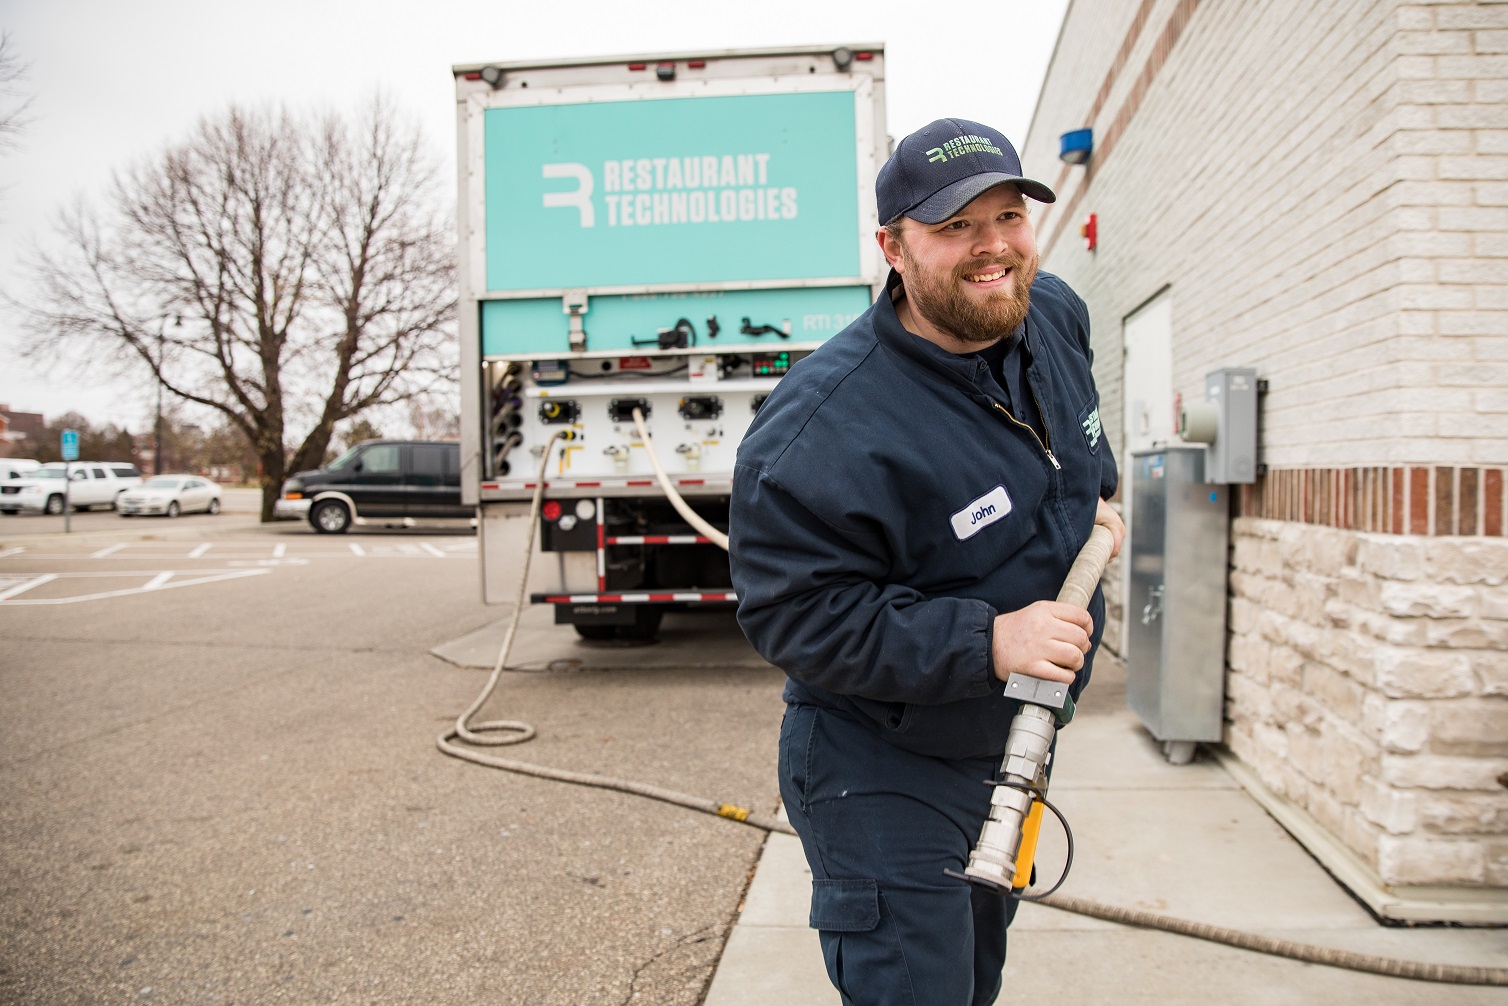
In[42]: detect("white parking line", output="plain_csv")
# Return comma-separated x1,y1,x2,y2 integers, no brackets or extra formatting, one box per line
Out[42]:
272,543,287,558
348,543,366,556
0,568,270,605
0,547,25,560
0,574,56,601
188,543,212,558
420,543,445,557
92,544,128,558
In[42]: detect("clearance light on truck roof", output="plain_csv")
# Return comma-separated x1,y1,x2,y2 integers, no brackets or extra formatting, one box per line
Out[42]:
462,66,505,88
627,61,678,79
832,48,875,71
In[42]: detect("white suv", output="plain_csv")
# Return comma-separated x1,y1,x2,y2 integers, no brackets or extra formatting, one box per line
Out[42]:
0,462,143,515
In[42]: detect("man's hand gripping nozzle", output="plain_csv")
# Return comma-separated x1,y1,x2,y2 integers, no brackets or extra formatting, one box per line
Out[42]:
948,524,1117,897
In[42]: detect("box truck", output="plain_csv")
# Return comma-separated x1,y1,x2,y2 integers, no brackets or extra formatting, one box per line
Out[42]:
455,44,889,639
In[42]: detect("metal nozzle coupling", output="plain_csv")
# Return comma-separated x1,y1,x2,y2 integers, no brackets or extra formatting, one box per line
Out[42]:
961,703,1057,890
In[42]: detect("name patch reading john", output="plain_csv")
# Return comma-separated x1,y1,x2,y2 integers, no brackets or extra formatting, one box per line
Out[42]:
950,485,1013,540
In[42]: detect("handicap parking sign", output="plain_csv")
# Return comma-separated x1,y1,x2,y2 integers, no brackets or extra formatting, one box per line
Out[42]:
61,429,79,461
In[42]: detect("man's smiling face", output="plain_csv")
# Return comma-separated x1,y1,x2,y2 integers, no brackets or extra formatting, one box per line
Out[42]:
879,184,1040,351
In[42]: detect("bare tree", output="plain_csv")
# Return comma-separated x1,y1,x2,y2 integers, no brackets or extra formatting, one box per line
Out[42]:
19,97,456,519
0,30,32,152
408,396,461,441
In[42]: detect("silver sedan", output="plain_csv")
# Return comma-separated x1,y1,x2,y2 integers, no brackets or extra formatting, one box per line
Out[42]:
116,475,223,518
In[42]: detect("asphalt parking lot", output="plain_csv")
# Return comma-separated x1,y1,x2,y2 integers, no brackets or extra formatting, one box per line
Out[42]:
0,513,786,1004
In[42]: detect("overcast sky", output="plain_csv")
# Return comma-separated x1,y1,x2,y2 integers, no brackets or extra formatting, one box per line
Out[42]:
0,0,1069,434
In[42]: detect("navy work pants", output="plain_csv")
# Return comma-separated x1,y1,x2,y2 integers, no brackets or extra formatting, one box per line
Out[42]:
779,703,1021,1006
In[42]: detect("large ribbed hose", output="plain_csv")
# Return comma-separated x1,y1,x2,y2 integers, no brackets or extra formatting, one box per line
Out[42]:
438,458,1506,986
1056,523,1115,608
1035,893,1507,985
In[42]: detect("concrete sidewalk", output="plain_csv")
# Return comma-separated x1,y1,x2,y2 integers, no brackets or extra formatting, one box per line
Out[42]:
704,658,1508,1005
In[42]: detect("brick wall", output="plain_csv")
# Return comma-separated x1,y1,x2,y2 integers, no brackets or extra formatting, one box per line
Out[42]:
1023,0,1508,892
1237,463,1506,535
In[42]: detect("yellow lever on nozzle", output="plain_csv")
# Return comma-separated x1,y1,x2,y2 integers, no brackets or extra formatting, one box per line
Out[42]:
1011,800,1046,889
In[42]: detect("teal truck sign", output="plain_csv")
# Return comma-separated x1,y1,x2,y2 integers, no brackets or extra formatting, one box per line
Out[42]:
484,90,861,291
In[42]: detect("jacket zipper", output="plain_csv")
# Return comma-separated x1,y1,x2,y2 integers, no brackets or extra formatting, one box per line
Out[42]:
991,401,1060,470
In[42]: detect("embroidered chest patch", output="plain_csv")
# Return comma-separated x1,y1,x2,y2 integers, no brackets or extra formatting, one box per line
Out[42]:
1081,406,1102,451
950,485,1014,541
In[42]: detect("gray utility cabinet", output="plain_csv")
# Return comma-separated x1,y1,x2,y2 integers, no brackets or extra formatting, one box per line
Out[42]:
1126,446,1229,762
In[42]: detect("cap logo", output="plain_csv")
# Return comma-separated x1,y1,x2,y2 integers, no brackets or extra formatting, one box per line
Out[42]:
924,134,1006,165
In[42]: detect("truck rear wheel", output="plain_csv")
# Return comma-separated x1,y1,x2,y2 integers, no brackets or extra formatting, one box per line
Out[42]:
617,606,664,641
573,625,618,641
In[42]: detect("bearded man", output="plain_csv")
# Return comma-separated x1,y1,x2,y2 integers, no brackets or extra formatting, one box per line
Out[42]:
728,118,1124,1006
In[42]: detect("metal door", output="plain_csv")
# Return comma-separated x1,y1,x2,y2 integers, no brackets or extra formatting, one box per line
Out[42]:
1120,289,1174,653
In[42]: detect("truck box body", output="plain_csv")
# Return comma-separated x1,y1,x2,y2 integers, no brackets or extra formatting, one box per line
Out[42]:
454,45,888,634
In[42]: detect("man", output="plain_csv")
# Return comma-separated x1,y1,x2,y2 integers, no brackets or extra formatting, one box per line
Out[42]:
728,118,1124,1006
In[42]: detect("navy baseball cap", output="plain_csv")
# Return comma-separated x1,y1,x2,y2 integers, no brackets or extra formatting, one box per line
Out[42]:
877,118,1055,225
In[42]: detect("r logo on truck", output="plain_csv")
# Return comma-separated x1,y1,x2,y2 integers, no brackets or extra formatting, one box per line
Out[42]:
542,163,595,227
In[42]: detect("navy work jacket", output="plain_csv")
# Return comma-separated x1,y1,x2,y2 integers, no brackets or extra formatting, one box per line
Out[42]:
729,270,1118,760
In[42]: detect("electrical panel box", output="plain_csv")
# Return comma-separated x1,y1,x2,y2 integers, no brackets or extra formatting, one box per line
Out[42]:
1126,446,1229,756
1203,367,1258,484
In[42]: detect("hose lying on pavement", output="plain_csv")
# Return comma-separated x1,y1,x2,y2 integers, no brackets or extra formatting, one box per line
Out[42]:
1034,894,1507,986
438,429,1508,988
435,429,786,837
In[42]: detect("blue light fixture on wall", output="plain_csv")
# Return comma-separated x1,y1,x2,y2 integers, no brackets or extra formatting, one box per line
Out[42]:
1059,128,1093,165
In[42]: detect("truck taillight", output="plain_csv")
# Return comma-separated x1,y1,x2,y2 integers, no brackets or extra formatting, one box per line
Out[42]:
627,63,647,71
856,52,874,60
542,501,562,522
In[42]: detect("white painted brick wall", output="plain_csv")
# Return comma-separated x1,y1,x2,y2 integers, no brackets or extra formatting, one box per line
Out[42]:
1022,0,1508,469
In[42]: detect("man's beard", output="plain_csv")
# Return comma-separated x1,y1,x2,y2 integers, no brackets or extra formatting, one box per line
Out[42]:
902,249,1038,345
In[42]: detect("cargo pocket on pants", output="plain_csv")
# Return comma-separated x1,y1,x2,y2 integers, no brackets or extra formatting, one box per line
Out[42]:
811,879,893,1003
809,879,880,931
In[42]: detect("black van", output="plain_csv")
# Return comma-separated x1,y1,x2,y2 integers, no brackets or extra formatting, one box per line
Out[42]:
279,440,470,534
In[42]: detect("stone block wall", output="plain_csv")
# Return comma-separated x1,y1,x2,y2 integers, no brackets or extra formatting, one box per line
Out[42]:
1227,517,1508,886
